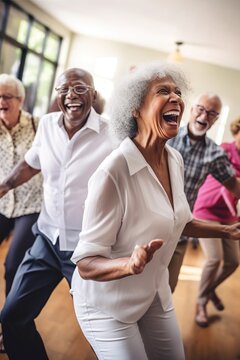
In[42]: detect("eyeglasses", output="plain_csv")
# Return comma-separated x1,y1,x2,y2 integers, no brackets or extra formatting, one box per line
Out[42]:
55,84,94,95
0,94,20,100
195,104,219,120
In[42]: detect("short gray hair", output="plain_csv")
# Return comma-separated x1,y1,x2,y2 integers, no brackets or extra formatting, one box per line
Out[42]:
193,92,222,109
109,61,190,142
0,73,25,99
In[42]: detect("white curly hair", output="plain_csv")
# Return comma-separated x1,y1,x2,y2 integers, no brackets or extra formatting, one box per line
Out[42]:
109,61,190,142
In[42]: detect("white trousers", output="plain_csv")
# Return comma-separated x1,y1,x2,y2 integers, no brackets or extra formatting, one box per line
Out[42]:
72,292,185,360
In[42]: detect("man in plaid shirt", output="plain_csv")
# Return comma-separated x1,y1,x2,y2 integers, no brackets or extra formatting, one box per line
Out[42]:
168,92,240,294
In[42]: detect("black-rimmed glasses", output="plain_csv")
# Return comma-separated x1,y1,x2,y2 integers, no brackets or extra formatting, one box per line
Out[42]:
55,84,94,95
195,104,219,120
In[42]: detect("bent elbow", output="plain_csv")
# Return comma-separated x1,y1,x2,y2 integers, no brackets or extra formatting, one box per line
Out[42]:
77,263,92,280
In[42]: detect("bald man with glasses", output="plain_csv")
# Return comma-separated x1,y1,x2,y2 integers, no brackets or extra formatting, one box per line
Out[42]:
0,68,113,360
168,93,240,296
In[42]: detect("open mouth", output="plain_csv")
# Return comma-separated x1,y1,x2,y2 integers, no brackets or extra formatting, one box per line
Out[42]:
65,103,83,111
163,110,180,124
196,119,208,129
0,106,8,112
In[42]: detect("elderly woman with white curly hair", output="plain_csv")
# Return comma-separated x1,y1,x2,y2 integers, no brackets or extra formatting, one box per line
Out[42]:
71,62,240,360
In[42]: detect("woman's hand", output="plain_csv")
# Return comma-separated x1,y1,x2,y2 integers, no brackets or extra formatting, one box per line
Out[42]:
77,239,163,281
128,239,163,275
225,222,240,240
183,219,240,241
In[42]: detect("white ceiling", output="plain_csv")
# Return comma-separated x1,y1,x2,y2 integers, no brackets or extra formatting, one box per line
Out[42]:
31,0,240,71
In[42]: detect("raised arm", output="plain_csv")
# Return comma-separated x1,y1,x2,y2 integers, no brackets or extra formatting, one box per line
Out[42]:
182,219,240,240
0,160,40,198
77,239,163,281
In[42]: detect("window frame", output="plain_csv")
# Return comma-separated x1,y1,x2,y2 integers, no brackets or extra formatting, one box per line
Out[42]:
0,0,63,115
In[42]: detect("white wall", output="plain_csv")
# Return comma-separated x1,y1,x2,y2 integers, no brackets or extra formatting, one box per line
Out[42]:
67,34,240,143
17,3,240,143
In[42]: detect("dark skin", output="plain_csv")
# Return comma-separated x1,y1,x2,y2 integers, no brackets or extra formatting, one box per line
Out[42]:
56,68,97,139
0,68,97,195
78,76,184,281
77,77,240,282
133,77,184,208
78,240,164,281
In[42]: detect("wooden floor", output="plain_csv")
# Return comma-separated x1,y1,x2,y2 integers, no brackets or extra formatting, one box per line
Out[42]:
0,238,240,360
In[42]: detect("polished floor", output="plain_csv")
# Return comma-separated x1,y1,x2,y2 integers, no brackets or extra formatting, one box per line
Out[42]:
0,238,239,360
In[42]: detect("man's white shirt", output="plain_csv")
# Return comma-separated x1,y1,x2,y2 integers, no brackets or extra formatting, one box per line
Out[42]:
25,108,113,250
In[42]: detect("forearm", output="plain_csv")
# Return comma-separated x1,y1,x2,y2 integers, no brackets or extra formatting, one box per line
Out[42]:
182,219,229,239
77,255,132,281
1,160,40,193
223,176,240,198
77,239,163,281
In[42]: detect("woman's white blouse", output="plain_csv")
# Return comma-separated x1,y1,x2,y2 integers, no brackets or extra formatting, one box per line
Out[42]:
71,137,192,323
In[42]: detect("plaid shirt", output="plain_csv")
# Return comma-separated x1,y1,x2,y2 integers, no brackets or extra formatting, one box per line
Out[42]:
168,125,235,242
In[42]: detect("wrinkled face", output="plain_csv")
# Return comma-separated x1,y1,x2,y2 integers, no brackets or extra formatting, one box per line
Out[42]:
0,83,22,126
56,69,96,125
135,76,185,140
189,95,221,137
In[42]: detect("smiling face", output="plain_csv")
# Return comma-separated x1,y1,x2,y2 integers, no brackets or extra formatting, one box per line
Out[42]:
189,94,222,137
56,68,96,129
134,76,184,142
0,83,22,129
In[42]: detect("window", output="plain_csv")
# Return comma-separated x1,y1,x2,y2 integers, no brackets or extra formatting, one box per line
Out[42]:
0,0,62,116
28,21,45,53
6,5,29,42
208,105,229,145
0,2,4,29
78,56,118,105
0,41,22,75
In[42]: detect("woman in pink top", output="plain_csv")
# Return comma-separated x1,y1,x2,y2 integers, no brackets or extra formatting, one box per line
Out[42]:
193,116,240,327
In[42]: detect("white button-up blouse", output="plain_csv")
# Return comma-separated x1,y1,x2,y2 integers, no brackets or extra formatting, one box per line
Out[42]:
71,137,192,323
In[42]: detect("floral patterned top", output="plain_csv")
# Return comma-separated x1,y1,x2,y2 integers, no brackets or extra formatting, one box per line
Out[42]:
0,110,43,218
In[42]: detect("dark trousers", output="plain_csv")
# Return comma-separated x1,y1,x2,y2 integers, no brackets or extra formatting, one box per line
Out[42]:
1,226,74,360
0,213,39,295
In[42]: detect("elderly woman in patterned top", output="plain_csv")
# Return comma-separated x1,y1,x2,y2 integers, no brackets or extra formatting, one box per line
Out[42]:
0,74,42,296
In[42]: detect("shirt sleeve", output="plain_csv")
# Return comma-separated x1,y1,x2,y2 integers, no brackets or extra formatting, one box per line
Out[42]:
71,168,124,264
24,117,42,170
210,153,235,183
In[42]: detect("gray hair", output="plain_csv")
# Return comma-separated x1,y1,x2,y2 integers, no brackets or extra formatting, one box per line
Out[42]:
193,92,222,108
109,61,190,142
0,73,25,99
